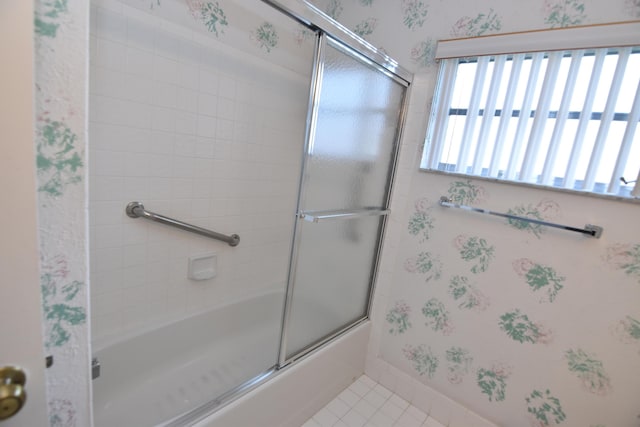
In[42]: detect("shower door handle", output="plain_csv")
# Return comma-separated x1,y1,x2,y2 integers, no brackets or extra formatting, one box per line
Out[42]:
298,208,390,223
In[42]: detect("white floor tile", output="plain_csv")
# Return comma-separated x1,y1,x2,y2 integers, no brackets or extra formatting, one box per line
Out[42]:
338,388,362,407
298,375,487,427
342,409,367,427
358,375,378,389
368,410,395,427
372,384,393,399
404,405,427,423
327,397,351,419
313,407,339,427
349,380,372,397
353,398,378,419
362,389,388,409
422,417,446,427
393,412,422,427
379,400,404,421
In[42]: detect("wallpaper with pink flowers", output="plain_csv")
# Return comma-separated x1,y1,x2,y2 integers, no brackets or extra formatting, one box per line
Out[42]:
383,173,640,425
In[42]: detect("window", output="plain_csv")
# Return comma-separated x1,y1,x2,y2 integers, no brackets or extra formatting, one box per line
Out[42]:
422,22,640,198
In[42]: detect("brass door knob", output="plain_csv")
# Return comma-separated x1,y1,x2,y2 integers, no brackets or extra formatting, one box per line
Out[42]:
0,367,27,420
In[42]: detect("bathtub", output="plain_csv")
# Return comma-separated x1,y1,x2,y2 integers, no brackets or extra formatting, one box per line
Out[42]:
92,291,284,427
92,291,368,427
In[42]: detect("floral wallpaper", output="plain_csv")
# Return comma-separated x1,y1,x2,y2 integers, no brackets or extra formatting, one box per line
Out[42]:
251,22,279,52
34,0,91,425
35,0,69,38
380,175,640,426
307,0,639,72
118,0,317,76
186,1,229,36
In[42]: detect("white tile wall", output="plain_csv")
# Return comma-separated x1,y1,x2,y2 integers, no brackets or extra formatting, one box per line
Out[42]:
89,0,310,348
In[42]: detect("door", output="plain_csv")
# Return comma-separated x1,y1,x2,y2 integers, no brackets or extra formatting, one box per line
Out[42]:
0,0,49,425
280,35,408,362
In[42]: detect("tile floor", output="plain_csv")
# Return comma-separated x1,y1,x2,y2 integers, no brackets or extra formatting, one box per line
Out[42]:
301,375,445,427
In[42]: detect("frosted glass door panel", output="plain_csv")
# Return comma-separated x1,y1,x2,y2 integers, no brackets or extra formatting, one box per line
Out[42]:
283,35,407,360
286,215,384,357
303,38,406,212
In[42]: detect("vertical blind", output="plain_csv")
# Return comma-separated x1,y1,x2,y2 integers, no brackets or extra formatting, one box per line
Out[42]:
422,46,640,197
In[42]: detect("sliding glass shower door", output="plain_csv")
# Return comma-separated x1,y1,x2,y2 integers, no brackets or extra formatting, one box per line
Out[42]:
90,0,411,423
281,35,408,361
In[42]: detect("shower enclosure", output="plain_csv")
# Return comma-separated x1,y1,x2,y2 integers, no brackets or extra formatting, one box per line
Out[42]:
88,0,410,425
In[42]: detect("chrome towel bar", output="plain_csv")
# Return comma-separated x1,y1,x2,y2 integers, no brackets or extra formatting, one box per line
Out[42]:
125,201,240,246
439,196,603,238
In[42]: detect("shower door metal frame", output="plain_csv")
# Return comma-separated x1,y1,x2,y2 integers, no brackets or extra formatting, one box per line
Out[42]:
277,32,411,367
276,29,325,368
259,0,412,84
157,2,412,425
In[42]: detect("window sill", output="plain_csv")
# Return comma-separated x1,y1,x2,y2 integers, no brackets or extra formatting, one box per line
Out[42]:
419,168,640,206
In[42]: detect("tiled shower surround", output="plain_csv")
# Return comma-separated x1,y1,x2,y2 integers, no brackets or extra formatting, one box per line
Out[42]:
89,0,313,348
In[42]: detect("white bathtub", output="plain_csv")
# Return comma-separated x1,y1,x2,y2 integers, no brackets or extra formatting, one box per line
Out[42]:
92,291,368,427
92,292,285,427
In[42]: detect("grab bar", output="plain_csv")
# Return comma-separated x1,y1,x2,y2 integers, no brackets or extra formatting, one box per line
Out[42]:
439,196,603,238
126,201,240,246
299,208,390,223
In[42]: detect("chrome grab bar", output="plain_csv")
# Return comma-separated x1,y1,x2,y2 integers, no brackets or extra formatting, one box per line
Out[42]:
125,201,240,246
299,208,390,223
439,196,603,238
